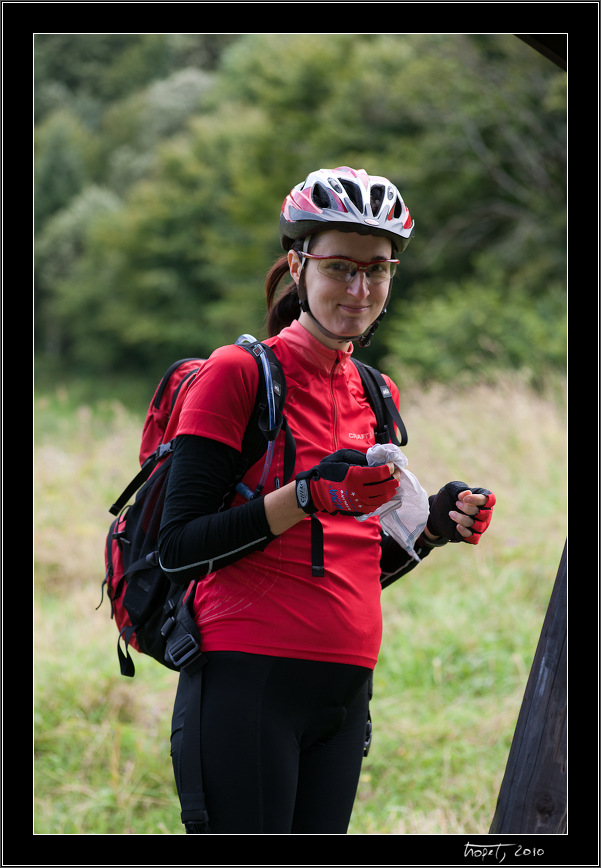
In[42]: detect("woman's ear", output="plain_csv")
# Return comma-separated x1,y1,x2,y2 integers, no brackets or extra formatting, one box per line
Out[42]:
287,249,302,285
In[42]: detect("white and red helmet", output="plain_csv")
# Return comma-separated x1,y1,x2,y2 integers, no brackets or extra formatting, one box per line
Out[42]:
279,166,414,253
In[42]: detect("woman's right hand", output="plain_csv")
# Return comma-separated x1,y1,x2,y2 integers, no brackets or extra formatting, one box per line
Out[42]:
295,449,399,516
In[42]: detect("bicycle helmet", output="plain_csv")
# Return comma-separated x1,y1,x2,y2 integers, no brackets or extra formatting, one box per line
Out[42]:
279,166,414,253
279,167,414,347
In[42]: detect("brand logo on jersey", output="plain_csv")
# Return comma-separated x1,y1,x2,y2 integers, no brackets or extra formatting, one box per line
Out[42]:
349,432,371,440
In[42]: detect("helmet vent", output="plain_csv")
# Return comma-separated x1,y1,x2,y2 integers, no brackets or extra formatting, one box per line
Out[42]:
370,184,385,217
312,182,335,210
338,179,363,212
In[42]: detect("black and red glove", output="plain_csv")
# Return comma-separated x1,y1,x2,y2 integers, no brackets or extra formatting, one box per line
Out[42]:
427,480,496,545
295,449,398,516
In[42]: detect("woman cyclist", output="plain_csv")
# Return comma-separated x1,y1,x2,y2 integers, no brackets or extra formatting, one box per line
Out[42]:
158,166,496,834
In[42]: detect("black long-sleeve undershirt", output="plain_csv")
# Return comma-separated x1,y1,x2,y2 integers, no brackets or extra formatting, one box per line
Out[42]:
158,434,278,584
379,529,436,588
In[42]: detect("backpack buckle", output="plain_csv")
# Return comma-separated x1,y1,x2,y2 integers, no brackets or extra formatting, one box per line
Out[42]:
155,441,174,461
363,711,373,757
164,630,202,670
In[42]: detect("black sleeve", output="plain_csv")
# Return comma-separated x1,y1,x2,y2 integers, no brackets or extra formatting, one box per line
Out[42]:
379,530,445,589
158,434,278,584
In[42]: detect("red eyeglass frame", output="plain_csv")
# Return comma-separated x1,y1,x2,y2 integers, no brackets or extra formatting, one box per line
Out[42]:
300,252,399,282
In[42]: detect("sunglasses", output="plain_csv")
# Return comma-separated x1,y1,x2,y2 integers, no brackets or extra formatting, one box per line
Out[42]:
301,252,399,285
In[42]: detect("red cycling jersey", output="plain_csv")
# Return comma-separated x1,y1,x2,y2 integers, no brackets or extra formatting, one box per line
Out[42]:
174,319,403,670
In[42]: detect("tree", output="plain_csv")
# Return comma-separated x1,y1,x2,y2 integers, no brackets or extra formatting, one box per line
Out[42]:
34,34,566,384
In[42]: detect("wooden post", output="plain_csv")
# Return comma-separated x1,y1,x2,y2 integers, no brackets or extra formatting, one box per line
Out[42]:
489,542,567,834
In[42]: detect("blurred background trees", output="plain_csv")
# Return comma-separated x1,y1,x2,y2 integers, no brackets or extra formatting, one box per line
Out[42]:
34,33,566,391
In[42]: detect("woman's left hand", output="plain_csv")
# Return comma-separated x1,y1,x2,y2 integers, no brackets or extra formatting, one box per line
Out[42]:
427,481,496,545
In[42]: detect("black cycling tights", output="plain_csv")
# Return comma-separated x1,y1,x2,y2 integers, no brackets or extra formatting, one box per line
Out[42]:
171,651,371,834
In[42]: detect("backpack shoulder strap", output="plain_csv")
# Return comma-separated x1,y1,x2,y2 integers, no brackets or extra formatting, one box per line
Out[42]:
351,358,408,447
235,336,296,499
236,337,287,442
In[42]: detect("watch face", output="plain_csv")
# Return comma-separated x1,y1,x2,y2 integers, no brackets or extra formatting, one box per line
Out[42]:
297,478,310,508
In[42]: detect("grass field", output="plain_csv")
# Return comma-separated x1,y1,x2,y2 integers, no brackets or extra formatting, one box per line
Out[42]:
33,374,566,836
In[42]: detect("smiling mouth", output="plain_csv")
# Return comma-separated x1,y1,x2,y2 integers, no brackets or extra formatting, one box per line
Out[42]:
339,304,370,313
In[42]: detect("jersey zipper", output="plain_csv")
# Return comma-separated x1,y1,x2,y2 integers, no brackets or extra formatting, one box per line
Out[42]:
329,357,340,451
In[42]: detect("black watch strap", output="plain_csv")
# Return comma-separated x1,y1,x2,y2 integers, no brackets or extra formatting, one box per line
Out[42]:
295,472,317,514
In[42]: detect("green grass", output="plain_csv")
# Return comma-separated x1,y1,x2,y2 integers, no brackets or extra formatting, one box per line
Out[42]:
34,374,566,834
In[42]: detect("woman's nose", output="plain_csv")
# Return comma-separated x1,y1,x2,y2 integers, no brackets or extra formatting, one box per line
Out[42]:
346,271,370,298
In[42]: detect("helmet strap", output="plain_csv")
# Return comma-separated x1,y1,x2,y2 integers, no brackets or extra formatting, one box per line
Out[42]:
357,307,387,348
297,287,389,348
298,295,364,345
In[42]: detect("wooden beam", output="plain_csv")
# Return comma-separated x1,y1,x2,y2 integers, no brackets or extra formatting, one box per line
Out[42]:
490,542,567,833
516,35,567,71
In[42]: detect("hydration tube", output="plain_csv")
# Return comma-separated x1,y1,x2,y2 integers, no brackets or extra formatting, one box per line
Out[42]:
235,337,277,501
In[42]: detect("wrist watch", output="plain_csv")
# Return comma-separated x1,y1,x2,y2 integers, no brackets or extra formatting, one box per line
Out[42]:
295,473,316,514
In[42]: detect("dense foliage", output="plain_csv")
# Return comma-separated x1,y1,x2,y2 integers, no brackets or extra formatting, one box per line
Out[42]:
34,33,566,388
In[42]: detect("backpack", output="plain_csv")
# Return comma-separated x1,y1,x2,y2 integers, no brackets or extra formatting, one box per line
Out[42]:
101,335,289,678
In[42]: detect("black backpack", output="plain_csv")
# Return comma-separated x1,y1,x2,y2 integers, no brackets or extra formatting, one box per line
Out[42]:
101,336,289,678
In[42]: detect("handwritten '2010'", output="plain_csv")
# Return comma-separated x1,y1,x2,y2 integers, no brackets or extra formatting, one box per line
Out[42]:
463,842,545,863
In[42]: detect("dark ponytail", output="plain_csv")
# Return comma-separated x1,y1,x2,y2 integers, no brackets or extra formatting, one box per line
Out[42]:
264,239,305,337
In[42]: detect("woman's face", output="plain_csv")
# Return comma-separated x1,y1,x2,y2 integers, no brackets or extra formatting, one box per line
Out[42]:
288,230,394,350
